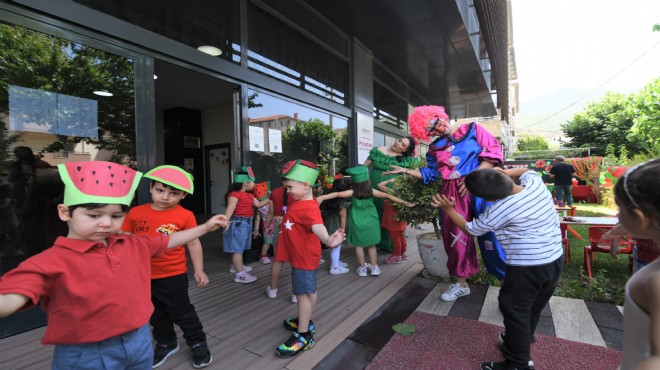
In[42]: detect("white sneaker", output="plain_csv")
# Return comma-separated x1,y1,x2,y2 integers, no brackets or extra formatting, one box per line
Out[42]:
369,265,381,276
290,295,297,303
440,283,470,302
229,265,252,273
339,261,348,268
319,258,326,265
329,266,349,275
266,286,278,299
356,265,368,277
234,271,257,284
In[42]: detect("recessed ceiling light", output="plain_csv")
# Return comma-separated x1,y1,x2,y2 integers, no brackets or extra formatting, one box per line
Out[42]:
93,90,113,97
197,45,222,56
154,74,158,80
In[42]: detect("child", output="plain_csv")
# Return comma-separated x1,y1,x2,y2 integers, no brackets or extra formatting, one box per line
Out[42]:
321,175,352,274
275,159,345,357
253,182,274,264
600,159,660,370
222,166,268,284
121,165,212,368
0,161,227,369
377,177,410,264
317,166,414,277
431,168,563,370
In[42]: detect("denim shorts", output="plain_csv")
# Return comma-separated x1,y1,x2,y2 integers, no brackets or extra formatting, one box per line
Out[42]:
223,216,253,253
291,267,317,295
52,324,152,370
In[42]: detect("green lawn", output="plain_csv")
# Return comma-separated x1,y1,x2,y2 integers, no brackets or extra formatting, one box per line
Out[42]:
468,204,629,306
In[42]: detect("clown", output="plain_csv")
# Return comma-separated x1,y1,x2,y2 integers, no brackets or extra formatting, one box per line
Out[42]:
386,105,505,301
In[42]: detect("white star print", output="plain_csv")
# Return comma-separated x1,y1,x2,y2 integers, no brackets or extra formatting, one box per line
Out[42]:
284,219,295,230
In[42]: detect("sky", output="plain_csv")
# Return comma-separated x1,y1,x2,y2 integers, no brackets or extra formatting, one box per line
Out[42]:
511,0,660,107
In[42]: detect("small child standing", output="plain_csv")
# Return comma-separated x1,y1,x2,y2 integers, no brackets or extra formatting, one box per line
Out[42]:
318,166,414,277
0,161,227,369
275,159,345,357
377,178,409,264
432,168,563,370
222,166,268,284
121,165,212,368
252,182,274,264
321,175,352,274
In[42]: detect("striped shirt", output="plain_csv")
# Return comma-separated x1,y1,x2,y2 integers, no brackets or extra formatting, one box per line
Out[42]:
465,171,562,266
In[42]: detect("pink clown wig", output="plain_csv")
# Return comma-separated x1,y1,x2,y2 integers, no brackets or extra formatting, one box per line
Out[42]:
408,105,450,143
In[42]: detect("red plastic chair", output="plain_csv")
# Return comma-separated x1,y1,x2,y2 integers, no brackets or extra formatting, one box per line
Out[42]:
584,226,633,281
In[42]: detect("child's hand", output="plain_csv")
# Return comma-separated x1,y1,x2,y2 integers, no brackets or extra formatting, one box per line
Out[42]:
326,228,346,247
194,271,209,288
431,194,455,210
252,229,260,239
205,215,228,232
601,224,628,259
403,201,416,207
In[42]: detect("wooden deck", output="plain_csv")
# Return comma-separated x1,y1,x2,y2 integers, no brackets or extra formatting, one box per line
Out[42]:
0,227,432,370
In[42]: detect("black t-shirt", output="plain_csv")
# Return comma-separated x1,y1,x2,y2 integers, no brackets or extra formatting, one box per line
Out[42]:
550,162,575,186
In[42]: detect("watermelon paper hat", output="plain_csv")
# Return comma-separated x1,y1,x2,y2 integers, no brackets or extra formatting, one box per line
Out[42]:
234,166,256,183
253,181,270,201
144,165,194,194
281,159,319,185
345,165,369,183
58,161,142,206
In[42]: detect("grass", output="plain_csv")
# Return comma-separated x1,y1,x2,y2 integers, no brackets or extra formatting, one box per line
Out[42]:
468,203,629,306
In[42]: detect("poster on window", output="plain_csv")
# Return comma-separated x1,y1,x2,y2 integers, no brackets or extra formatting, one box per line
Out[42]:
356,111,374,164
249,126,265,151
268,128,282,153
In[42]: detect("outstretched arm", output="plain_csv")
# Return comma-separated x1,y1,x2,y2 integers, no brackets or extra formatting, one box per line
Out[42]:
167,215,227,248
373,189,414,207
377,178,395,193
430,194,471,236
317,190,352,205
0,293,30,318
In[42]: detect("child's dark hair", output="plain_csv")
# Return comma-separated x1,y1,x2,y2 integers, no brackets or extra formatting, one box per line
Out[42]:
224,182,244,205
464,169,513,201
282,186,289,213
396,136,416,161
68,203,130,214
322,178,352,213
614,158,660,223
351,179,373,199
151,180,183,192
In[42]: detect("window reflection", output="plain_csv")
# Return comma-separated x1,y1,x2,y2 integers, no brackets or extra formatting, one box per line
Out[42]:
247,90,348,188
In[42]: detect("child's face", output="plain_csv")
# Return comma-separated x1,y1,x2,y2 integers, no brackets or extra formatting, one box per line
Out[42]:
150,182,186,210
58,204,126,243
243,181,255,191
283,179,310,201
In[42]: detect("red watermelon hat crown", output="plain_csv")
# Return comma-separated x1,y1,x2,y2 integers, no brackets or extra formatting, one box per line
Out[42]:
58,161,142,206
253,181,270,201
281,159,320,184
144,165,194,194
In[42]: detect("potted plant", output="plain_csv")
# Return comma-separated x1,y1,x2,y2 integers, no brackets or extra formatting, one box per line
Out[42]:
389,159,448,278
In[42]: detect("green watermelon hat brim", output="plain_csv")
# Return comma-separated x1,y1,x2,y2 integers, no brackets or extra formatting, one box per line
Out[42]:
58,162,143,206
144,165,195,194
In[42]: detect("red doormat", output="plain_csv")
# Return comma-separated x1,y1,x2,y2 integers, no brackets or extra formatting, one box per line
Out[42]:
367,311,622,370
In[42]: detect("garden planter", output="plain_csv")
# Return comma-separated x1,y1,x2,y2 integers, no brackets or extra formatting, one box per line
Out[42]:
417,232,449,278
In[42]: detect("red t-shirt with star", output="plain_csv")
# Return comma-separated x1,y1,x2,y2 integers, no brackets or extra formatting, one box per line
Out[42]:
276,199,323,270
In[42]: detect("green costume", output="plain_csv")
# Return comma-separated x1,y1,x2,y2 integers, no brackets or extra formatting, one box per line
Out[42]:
347,196,380,247
366,147,418,251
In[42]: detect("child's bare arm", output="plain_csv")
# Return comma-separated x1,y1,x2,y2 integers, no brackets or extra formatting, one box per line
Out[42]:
311,224,346,248
254,197,269,208
500,167,531,178
187,239,208,288
0,293,30,318
168,215,227,248
373,189,414,207
376,178,395,193
317,190,352,204
648,273,660,358
430,194,471,236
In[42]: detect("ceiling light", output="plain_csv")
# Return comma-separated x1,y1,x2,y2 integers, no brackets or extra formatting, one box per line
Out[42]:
154,74,158,80
197,45,222,56
93,90,113,97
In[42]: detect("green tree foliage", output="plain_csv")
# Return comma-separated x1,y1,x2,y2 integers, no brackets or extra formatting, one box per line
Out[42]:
562,92,643,157
280,118,336,170
628,77,660,155
516,136,549,151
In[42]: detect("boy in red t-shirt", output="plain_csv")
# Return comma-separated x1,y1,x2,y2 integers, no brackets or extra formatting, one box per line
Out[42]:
0,161,226,370
275,160,345,358
122,165,212,368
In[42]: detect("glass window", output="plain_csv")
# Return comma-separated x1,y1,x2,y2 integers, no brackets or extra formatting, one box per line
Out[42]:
246,89,348,189
0,23,137,271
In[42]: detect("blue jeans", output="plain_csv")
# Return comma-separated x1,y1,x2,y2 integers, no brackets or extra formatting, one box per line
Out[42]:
52,324,152,370
554,185,573,205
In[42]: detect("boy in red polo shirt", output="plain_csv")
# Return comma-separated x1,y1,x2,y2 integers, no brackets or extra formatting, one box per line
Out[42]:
0,161,227,370
274,160,345,358
122,165,212,368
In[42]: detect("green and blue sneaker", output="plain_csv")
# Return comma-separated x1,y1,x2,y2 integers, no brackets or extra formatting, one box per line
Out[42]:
283,317,316,333
275,331,314,358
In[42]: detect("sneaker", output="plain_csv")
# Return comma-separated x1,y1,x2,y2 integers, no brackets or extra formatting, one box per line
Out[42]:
190,341,212,368
480,360,532,370
283,317,316,333
290,295,297,303
369,265,381,276
383,255,403,264
266,286,278,299
319,258,326,265
356,265,368,277
339,260,349,268
229,265,252,273
153,342,180,368
329,266,350,275
275,331,315,358
234,271,257,284
402,252,409,260
440,283,470,302
259,256,271,264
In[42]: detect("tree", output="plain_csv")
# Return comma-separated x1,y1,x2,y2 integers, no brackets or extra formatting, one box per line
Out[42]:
562,91,643,157
516,136,548,151
279,118,337,170
628,77,660,155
